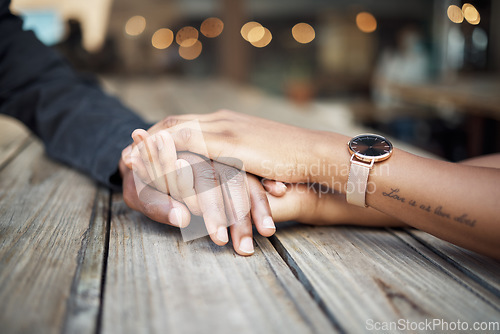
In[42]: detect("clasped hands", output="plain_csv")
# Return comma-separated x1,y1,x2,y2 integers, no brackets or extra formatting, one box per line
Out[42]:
119,110,398,256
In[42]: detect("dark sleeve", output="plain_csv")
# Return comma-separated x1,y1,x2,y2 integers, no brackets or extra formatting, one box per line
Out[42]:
0,2,150,190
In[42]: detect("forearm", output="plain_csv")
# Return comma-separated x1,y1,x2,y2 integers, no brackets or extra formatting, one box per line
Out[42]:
266,183,405,227
149,111,500,257
315,141,500,258
312,192,406,227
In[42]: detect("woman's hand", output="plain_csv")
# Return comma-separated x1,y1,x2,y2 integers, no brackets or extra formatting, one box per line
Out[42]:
121,128,280,256
267,183,405,227
147,110,351,188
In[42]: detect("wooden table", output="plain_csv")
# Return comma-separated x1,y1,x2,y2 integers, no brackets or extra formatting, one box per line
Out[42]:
1,78,499,334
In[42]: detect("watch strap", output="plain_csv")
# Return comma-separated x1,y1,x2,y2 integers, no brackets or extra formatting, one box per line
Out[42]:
346,159,371,207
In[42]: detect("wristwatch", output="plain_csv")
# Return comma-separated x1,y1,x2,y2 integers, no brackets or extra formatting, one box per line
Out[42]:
346,134,393,207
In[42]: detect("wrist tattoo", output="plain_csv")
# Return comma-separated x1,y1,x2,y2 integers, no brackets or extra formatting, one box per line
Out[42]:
382,188,476,227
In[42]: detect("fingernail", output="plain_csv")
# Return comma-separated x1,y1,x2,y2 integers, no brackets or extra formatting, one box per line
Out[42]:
262,216,275,230
169,208,183,227
131,131,140,142
156,135,163,150
216,226,228,243
239,237,254,255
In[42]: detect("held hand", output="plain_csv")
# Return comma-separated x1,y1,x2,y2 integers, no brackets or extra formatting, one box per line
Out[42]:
121,129,279,256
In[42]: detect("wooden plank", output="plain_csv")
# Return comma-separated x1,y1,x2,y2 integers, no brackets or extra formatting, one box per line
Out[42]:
103,194,337,334
0,115,31,168
0,140,102,334
62,187,110,334
271,224,500,333
405,229,500,297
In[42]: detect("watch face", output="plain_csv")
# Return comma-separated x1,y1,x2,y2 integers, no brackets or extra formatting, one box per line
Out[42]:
348,134,393,162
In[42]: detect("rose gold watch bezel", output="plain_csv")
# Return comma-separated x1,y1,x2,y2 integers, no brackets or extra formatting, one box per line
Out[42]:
347,134,393,163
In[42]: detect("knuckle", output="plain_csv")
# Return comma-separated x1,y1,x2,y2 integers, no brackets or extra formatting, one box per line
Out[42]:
220,167,242,183
141,201,157,218
195,166,217,183
219,129,234,139
233,210,251,225
161,116,179,128
178,127,192,144
252,191,269,206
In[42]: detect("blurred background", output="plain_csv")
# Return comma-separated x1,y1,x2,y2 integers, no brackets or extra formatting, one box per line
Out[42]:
10,0,500,161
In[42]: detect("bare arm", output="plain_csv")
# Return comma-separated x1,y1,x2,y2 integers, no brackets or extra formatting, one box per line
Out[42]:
157,111,500,259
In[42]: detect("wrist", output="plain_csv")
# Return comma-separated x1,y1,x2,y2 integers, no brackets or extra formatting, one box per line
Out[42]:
309,132,351,192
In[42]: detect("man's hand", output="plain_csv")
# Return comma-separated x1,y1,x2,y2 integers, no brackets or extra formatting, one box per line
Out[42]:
120,129,278,256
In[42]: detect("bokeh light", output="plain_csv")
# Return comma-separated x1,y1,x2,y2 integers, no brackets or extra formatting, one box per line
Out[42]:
356,12,377,33
463,3,480,25
241,22,263,41
200,17,224,38
247,26,265,43
179,40,202,60
250,28,272,48
447,5,464,24
292,23,315,44
151,28,174,49
176,26,199,47
125,16,146,36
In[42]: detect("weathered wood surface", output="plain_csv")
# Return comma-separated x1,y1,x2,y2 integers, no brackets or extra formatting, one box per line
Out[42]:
1,78,499,334
0,139,106,334
406,229,500,297
102,194,336,334
271,224,500,333
0,115,31,168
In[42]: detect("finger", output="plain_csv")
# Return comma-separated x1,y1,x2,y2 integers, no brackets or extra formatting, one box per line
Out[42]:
121,145,133,169
262,179,288,197
148,114,201,134
175,159,202,216
215,163,254,256
133,130,168,193
122,165,191,227
248,175,276,237
266,184,309,222
131,130,160,187
131,155,152,186
167,124,214,158
156,130,181,200
182,154,229,246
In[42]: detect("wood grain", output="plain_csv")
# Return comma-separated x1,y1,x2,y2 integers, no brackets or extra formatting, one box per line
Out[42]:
406,229,500,297
0,140,101,334
103,194,336,334
62,188,110,334
271,224,500,333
